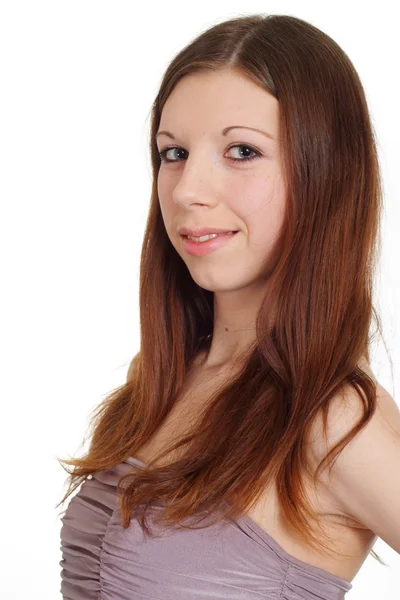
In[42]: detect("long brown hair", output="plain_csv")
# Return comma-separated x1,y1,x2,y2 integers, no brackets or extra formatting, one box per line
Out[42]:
57,13,391,565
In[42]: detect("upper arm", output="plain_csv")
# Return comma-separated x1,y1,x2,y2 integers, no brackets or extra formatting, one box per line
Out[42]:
308,368,400,554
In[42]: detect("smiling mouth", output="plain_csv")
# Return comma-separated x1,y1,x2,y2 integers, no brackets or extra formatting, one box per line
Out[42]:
182,231,238,242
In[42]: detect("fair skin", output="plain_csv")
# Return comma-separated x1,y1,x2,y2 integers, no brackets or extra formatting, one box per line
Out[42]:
157,68,286,371
155,68,400,563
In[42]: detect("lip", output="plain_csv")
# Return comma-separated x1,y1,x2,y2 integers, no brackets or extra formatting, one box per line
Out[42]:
181,231,239,256
178,226,239,237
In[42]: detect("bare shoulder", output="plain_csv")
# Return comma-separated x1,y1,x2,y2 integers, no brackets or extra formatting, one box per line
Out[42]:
127,354,140,382
307,358,400,465
305,358,400,552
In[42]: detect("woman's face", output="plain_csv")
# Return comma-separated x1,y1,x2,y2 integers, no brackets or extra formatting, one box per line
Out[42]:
156,68,287,294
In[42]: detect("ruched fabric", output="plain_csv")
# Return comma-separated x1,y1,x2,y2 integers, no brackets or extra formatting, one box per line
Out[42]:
60,456,353,599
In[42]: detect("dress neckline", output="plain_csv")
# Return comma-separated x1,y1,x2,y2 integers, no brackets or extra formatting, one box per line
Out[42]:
124,455,352,590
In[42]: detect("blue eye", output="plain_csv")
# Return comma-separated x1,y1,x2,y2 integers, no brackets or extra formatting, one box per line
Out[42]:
158,144,261,164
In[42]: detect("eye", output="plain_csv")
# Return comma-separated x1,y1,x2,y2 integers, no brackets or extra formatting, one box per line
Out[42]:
158,144,262,164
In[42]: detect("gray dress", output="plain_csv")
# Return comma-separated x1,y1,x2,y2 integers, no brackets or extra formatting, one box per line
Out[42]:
59,456,353,599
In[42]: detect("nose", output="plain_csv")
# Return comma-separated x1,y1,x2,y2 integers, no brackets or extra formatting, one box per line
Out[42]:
171,152,219,209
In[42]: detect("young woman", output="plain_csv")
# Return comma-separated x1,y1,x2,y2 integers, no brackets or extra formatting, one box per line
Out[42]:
58,13,400,600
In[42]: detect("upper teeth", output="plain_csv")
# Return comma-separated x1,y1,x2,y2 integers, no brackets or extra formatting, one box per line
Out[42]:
186,232,235,242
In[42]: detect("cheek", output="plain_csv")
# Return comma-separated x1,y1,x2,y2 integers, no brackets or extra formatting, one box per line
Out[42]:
157,182,175,225
232,176,286,245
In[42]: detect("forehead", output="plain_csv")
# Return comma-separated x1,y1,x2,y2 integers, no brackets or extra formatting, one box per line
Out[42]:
159,69,279,138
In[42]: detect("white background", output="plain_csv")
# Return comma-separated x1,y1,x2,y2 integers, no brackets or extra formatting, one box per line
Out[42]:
1,1,399,598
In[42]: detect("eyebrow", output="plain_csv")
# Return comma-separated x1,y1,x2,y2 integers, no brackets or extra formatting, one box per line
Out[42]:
155,125,275,141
